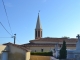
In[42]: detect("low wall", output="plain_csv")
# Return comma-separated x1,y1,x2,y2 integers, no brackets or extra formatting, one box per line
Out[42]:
30,55,51,60
30,55,75,60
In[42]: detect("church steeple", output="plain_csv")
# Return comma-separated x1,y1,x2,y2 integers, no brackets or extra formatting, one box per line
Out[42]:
36,13,42,29
35,12,42,39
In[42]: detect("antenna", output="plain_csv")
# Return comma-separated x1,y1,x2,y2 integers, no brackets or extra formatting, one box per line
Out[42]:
14,34,16,44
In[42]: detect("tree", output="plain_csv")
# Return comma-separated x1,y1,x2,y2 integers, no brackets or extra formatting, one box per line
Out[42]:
62,36,70,38
59,40,67,59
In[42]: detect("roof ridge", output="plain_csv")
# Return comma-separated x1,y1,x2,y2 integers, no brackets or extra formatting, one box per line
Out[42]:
4,42,30,52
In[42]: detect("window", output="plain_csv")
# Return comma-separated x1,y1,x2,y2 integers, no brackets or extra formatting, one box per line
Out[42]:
60,45,62,47
35,30,37,37
35,50,36,52
41,49,43,52
38,31,40,37
41,31,42,37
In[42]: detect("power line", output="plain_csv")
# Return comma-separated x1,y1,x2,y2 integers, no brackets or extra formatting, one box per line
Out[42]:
0,22,12,36
2,0,13,35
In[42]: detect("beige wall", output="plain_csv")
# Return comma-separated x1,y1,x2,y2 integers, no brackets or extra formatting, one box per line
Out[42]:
0,45,7,53
25,52,30,60
29,47,54,52
33,41,57,44
31,41,76,52
29,46,76,52
32,41,76,44
8,52,25,60
9,52,30,60
9,45,30,60
9,45,26,55
0,45,7,60
0,44,30,60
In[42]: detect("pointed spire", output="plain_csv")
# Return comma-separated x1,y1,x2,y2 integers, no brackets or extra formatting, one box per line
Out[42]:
36,12,42,29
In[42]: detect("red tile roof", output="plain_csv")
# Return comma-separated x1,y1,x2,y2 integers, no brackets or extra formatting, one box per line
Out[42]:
22,43,55,47
21,37,77,47
3,42,30,52
29,37,77,42
22,43,76,47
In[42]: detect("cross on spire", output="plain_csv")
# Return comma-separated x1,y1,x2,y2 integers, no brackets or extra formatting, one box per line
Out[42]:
36,10,42,29
39,10,40,13
38,10,40,14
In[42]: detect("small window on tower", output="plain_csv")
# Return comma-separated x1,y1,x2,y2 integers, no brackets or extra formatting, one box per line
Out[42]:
35,31,37,37
41,31,42,37
38,31,40,37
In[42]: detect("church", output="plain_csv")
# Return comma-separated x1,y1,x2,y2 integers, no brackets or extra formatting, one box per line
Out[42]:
21,13,77,52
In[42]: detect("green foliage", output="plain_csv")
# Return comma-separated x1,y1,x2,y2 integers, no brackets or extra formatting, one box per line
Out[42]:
62,36,69,38
31,52,53,56
59,40,67,59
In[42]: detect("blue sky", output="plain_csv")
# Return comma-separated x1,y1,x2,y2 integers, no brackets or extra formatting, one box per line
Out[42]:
0,0,80,44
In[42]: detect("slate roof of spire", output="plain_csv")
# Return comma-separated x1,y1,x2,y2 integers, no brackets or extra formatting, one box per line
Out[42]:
36,13,42,29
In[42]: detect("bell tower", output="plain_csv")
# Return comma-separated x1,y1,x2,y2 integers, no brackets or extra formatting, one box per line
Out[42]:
35,12,42,39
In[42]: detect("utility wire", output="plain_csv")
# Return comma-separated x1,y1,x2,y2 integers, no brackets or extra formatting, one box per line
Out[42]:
2,0,13,35
0,22,12,36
